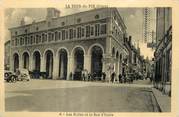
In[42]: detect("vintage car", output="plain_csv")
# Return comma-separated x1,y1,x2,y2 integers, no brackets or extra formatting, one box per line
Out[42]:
4,70,17,82
16,69,31,81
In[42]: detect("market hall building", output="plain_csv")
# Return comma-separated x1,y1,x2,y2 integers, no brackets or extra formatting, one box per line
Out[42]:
9,8,129,81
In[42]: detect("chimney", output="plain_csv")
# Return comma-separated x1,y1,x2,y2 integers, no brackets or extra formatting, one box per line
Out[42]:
20,17,25,26
46,8,60,19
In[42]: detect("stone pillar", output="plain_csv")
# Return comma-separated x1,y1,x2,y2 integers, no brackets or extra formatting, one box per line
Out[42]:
48,55,53,78
59,54,64,79
40,56,45,72
29,55,33,71
53,55,59,80
84,55,91,73
67,55,73,80
19,55,23,69
10,53,14,71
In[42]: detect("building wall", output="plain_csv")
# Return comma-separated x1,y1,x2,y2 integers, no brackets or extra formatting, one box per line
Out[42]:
154,8,172,96
9,8,127,81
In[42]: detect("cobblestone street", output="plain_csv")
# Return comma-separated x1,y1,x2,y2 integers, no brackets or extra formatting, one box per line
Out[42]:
5,79,160,112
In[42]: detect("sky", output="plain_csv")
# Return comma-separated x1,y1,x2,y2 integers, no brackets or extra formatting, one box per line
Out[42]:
4,8,156,59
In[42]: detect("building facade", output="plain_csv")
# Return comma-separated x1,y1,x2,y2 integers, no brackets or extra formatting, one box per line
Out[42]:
154,8,172,96
5,40,11,70
9,8,128,81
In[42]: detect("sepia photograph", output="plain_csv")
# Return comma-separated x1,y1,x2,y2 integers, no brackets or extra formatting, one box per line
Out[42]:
4,7,172,112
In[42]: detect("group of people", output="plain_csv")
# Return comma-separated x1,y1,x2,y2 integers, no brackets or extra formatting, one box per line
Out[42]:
79,69,134,84
109,72,133,83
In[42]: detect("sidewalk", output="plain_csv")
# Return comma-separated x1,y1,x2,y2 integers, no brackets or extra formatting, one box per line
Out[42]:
152,88,171,112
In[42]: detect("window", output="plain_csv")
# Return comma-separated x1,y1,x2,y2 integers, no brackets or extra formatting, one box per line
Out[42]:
36,35,39,44
95,24,100,36
62,30,65,40
101,24,107,35
39,35,41,43
25,29,27,33
61,22,65,26
15,31,17,35
77,27,81,38
86,25,90,37
58,31,61,40
15,38,17,46
30,36,33,44
81,28,85,37
27,36,30,45
55,31,58,41
48,33,52,42
73,29,76,38
66,30,68,39
51,33,54,41
77,18,81,23
36,27,39,31
12,40,14,46
48,22,51,27
42,33,45,43
20,37,23,45
25,36,27,45
90,26,94,36
69,29,73,39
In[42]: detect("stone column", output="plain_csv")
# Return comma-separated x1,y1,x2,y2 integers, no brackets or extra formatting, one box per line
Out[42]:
84,55,91,73
29,55,33,71
67,55,73,80
40,56,45,72
59,54,64,79
53,55,59,80
48,56,53,78
10,53,14,71
19,55,23,69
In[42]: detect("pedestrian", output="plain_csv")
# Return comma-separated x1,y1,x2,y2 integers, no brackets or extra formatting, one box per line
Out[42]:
111,72,115,83
88,73,91,81
102,72,106,82
118,74,122,83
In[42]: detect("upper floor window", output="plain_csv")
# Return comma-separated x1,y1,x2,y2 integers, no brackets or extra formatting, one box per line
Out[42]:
100,24,107,35
20,37,24,45
95,24,100,36
15,31,18,35
12,40,14,46
77,18,81,23
48,22,51,27
73,29,76,38
81,28,85,37
25,29,27,33
58,31,61,40
25,36,28,45
66,30,68,39
90,26,94,36
61,22,65,26
48,32,54,42
77,27,82,38
69,29,73,39
36,27,39,31
62,30,65,40
55,31,58,41
30,35,33,44
86,25,90,37
36,35,39,44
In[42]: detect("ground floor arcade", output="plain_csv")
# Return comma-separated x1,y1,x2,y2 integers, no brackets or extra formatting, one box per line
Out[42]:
11,44,126,81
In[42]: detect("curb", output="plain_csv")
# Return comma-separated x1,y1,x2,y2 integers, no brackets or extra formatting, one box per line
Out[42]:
151,88,171,112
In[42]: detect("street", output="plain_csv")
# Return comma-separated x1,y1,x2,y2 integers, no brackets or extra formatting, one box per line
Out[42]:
5,79,160,112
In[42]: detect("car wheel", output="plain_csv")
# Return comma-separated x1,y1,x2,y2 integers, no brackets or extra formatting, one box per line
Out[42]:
11,76,16,82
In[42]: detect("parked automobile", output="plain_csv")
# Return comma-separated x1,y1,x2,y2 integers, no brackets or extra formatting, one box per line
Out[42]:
16,69,31,81
4,70,17,82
